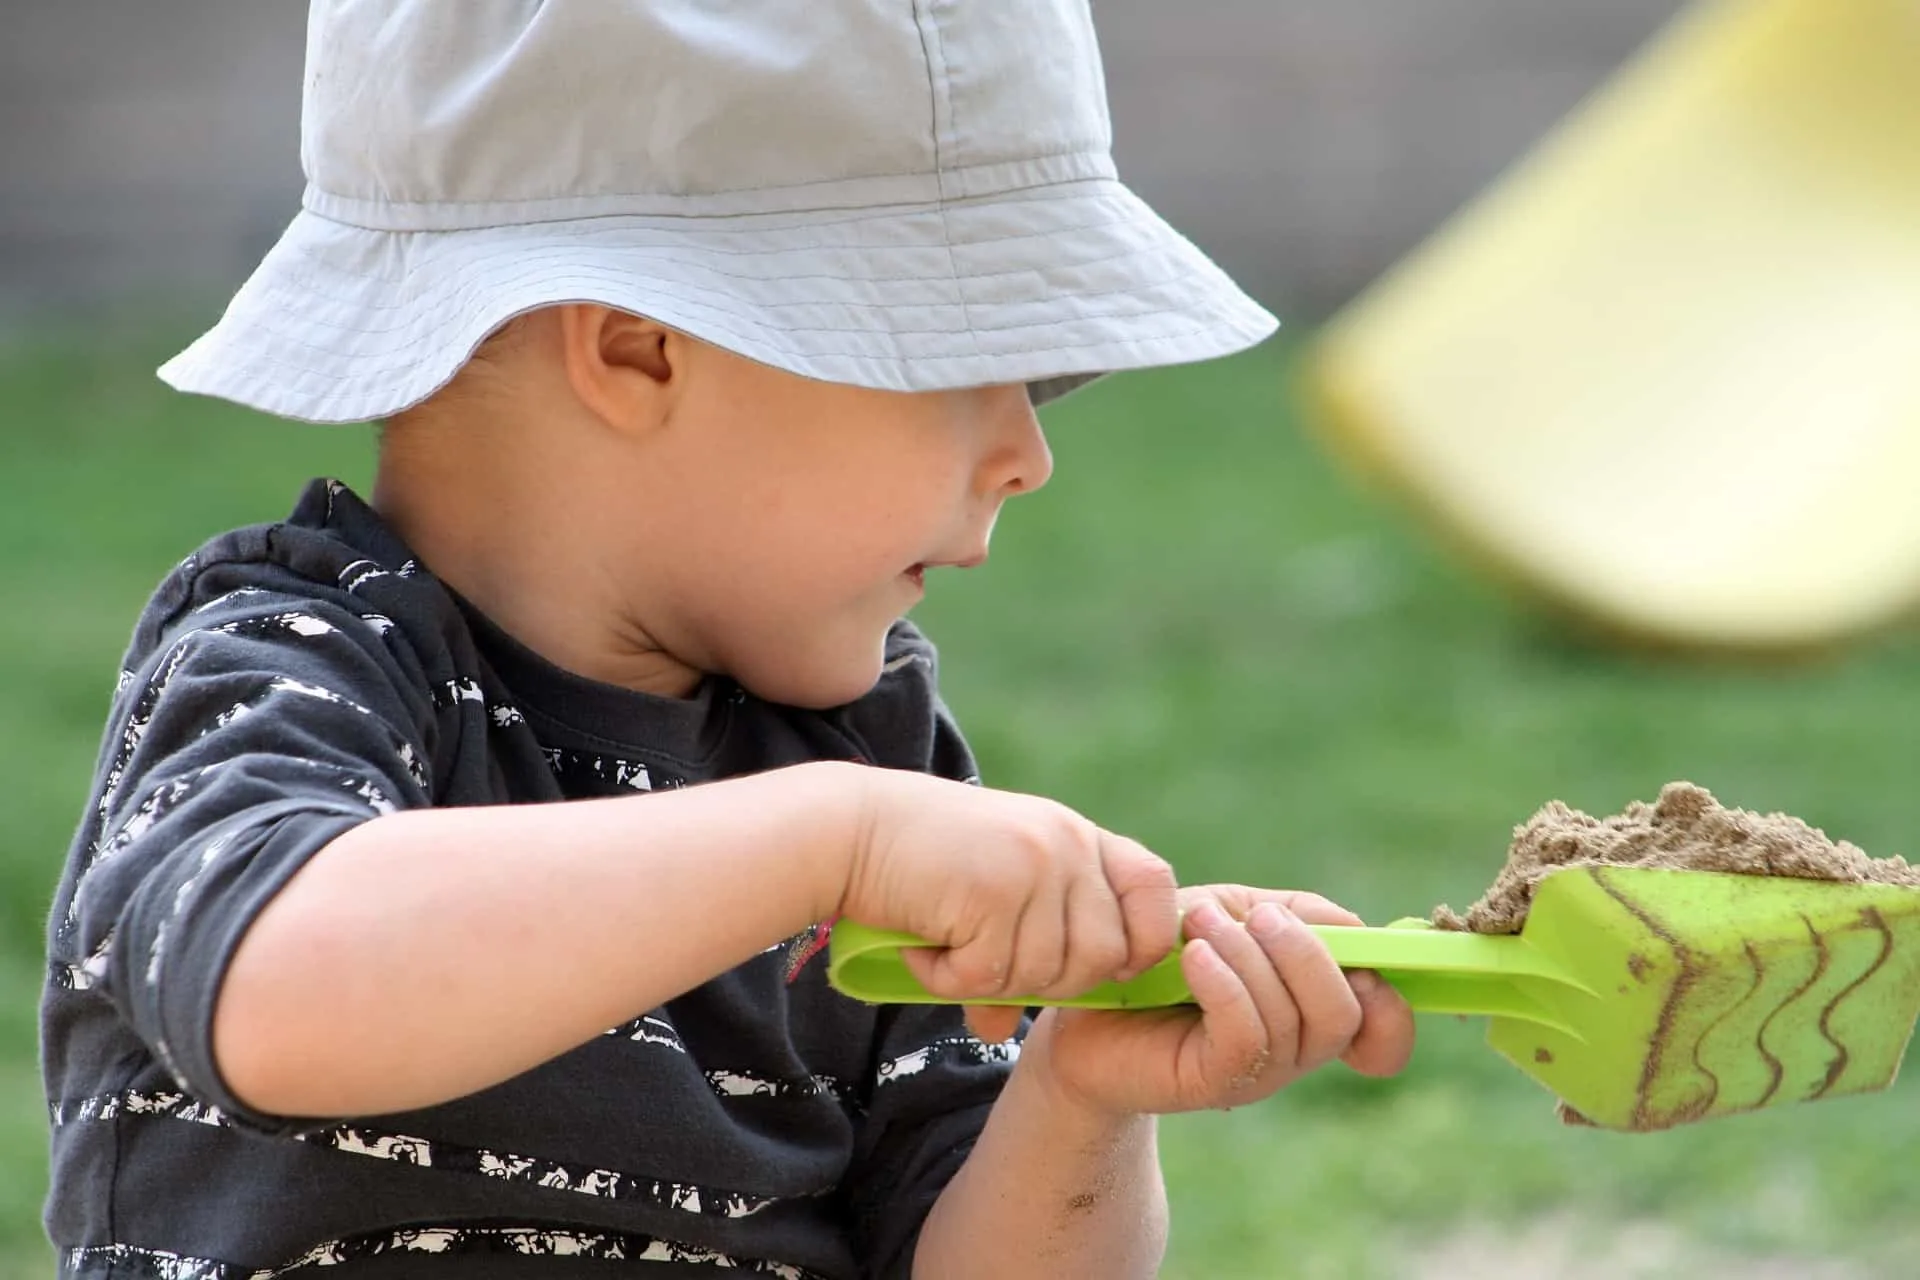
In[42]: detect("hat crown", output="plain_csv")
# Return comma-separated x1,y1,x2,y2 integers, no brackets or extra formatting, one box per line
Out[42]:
300,0,1114,231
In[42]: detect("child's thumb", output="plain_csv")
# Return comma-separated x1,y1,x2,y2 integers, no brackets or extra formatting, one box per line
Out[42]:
964,1005,1023,1045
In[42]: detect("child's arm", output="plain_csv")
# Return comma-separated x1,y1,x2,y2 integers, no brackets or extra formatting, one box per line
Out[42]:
914,1047,1167,1278
910,888,1417,1279
214,762,851,1116
213,762,1180,1118
71,591,1174,1126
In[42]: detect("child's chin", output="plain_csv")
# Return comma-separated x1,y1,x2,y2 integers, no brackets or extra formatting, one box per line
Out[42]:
736,647,886,711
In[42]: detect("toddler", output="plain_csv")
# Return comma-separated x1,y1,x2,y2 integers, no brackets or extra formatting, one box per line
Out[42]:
42,3,1413,1276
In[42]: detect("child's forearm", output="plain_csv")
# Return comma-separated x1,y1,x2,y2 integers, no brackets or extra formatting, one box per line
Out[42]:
913,1017,1168,1280
211,761,863,1119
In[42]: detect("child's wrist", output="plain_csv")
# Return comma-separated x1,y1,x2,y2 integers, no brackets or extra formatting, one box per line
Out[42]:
1015,1010,1144,1129
774,759,874,923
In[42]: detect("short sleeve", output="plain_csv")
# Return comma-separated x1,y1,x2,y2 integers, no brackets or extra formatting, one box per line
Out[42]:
51,589,434,1134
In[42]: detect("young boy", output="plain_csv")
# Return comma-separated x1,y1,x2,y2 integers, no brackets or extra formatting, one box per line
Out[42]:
43,3,1413,1276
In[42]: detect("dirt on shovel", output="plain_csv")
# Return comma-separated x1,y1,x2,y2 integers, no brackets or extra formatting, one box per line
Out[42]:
1434,781,1920,935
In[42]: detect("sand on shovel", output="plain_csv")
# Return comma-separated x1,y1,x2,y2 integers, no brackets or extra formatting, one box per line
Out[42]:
1434,781,1920,935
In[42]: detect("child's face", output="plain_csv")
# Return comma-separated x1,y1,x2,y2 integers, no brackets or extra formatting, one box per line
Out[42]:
623,340,1053,708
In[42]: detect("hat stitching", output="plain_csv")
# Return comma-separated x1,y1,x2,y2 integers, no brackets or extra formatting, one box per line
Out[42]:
296,279,1210,344
266,228,1194,315
303,151,1119,228
249,230,1198,322
232,250,1211,356
300,177,1142,254
180,317,1243,422
187,306,1251,398
208,306,1260,415
281,203,1152,285
252,236,1233,337
911,1,985,363
212,283,1247,385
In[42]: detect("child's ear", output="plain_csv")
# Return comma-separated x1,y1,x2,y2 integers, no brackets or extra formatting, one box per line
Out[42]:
556,304,675,437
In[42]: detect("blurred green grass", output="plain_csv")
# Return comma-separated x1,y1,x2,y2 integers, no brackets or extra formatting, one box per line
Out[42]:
3,331,1918,1276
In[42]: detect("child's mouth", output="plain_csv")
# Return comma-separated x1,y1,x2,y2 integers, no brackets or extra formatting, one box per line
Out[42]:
906,564,926,590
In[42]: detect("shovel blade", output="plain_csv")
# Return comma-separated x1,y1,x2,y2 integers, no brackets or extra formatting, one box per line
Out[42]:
1491,866,1920,1131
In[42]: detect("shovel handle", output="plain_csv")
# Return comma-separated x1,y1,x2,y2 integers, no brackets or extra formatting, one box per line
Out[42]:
827,919,1585,1031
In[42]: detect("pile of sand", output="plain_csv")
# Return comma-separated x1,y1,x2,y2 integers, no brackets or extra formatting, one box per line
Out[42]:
1434,781,1920,934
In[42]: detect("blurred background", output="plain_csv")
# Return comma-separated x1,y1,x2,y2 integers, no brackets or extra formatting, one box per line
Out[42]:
5,2,1918,1277
0,0,1686,325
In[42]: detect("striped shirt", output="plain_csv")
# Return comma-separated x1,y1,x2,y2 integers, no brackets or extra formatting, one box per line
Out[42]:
42,479,1015,1279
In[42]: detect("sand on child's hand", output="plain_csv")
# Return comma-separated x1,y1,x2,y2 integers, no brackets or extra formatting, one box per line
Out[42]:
1433,781,1920,935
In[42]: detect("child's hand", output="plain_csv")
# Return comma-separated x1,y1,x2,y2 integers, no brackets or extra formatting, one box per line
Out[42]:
841,770,1179,1036
1020,885,1416,1116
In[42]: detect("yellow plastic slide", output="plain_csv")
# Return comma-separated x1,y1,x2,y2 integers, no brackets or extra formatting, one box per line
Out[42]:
1303,0,1920,650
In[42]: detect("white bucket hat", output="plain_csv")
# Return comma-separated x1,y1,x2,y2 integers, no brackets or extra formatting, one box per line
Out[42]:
159,0,1278,424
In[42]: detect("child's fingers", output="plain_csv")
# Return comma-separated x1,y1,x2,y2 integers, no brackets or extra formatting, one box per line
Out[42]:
1184,901,1298,1070
898,942,964,999
915,873,1067,1002
906,906,1021,1000
1252,894,1411,1077
1101,832,1180,981
1057,867,1132,994
1242,902,1362,1072
964,1004,1024,1045
1178,936,1268,1087
1273,891,1364,930
1339,970,1417,1078
1005,882,1071,997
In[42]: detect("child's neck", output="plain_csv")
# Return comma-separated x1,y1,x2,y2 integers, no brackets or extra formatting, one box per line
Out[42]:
370,420,705,701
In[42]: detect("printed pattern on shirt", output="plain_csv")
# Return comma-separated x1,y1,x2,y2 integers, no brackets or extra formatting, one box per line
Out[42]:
187,588,275,617
140,827,242,1073
66,1227,822,1280
54,1090,787,1219
76,746,396,929
606,1013,687,1052
602,1017,848,1102
66,761,233,934
335,555,420,597
428,677,530,734
430,678,486,709
543,747,684,793
52,1089,227,1129
68,607,418,940
189,628,428,793
90,638,199,861
876,1036,1022,1087
704,1069,845,1101
51,931,113,992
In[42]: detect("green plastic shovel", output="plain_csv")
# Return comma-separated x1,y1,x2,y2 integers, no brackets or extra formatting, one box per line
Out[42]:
828,865,1920,1131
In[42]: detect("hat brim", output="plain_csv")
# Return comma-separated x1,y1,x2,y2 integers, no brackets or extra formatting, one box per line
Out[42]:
158,178,1277,424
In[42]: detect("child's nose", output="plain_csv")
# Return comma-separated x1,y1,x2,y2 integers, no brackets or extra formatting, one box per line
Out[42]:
980,388,1053,498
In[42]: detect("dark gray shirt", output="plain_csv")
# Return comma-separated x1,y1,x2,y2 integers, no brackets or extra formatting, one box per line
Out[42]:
42,479,1017,1279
